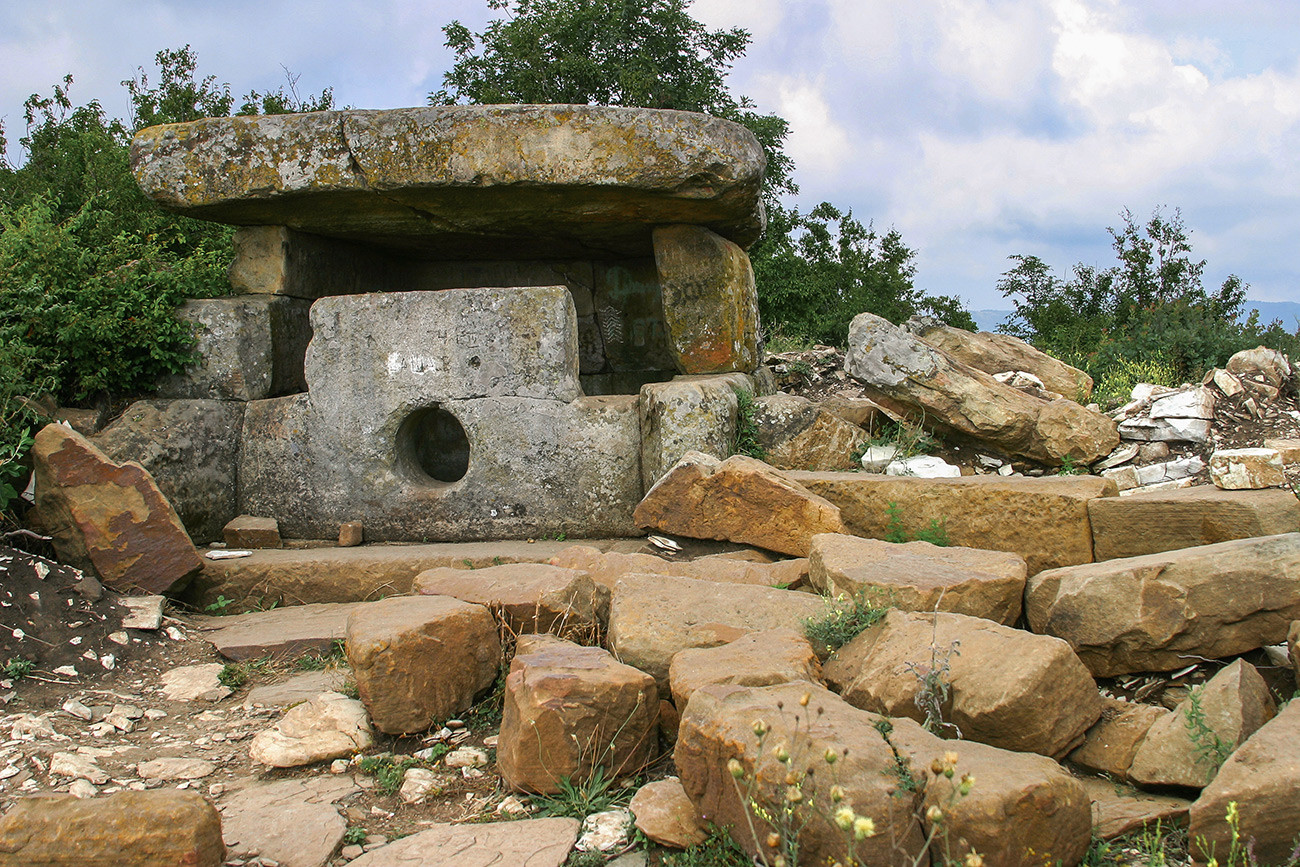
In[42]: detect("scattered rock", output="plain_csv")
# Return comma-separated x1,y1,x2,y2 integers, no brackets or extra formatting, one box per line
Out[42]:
1026,533,1300,677
338,521,363,547
205,602,358,661
750,393,867,471
345,816,580,867
1209,447,1286,489
884,454,961,478
413,563,606,638
577,808,634,852
50,751,109,785
634,451,848,557
824,609,1102,758
1128,660,1276,788
398,767,442,804
160,664,232,702
1068,698,1168,781
808,534,1026,625
346,596,501,735
630,778,706,849
136,757,216,781
606,573,824,687
668,628,821,710
246,670,345,708
0,790,224,867
119,596,165,630
1188,698,1300,866
248,691,374,768
223,515,282,549
31,424,203,594
498,634,658,794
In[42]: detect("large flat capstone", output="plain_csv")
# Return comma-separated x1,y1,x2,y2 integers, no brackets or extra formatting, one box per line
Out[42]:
130,105,766,258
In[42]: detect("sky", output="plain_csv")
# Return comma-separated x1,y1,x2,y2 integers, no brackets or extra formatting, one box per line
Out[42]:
2,0,1298,312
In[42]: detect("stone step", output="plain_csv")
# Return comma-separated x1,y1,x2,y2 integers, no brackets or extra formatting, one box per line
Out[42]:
184,539,646,610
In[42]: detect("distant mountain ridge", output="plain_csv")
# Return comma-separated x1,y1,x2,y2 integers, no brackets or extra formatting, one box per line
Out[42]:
970,300,1300,335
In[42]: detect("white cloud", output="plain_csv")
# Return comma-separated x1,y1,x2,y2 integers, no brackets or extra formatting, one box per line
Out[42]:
689,0,787,41
766,75,853,180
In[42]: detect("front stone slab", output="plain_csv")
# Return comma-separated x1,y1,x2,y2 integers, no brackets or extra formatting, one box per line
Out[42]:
131,105,766,258
652,225,760,374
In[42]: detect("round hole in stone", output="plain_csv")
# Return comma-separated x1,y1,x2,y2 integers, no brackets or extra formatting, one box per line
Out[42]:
397,406,470,484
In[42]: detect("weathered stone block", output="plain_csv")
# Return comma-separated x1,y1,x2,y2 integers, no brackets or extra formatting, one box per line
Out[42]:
0,790,224,867
414,563,607,637
638,375,749,489
548,544,807,590
1026,533,1300,677
32,424,202,594
498,634,658,794
156,295,311,401
223,514,281,549
131,105,766,258
668,628,821,708
1209,447,1286,489
1088,486,1300,561
753,393,868,471
791,471,1115,574
94,398,244,544
653,225,760,374
1068,697,1168,781
346,596,502,734
905,317,1093,399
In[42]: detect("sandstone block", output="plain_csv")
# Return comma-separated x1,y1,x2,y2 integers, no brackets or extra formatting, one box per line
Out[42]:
1188,699,1300,866
32,424,202,594
846,313,1118,465
1209,447,1286,489
606,573,824,688
652,225,760,374
1265,437,1300,463
131,105,766,258
792,471,1114,574
414,563,607,638
752,393,868,471
223,514,281,549
1026,534,1300,677
1068,698,1168,780
824,609,1102,757
0,790,224,867
1225,345,1293,390
93,398,245,544
905,318,1093,399
1117,416,1212,444
338,521,363,547
1088,485,1300,560
629,778,706,849
819,394,884,429
346,817,579,867
205,601,359,661
156,295,311,401
1128,660,1276,788
1150,386,1215,420
668,628,822,709
635,452,847,557
548,544,807,591
1078,777,1190,841
219,776,357,867
638,375,744,490
249,691,374,767
346,596,501,734
809,534,1026,625
498,634,658,793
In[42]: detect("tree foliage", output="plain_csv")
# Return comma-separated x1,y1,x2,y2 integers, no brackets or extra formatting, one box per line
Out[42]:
999,207,1298,390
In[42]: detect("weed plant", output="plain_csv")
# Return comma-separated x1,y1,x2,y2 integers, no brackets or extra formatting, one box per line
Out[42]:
803,590,892,656
533,765,636,819
295,640,346,672
733,389,767,460
1184,686,1234,784
884,503,951,547
2,657,34,680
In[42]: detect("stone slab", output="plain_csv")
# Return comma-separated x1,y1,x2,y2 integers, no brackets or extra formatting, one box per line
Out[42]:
246,670,346,708
200,602,359,660
348,816,580,867
1088,485,1300,561
184,539,638,610
791,471,1116,574
220,775,358,867
1078,776,1190,841
131,105,766,258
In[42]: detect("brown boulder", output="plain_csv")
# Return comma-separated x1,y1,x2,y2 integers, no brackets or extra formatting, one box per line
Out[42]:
809,534,1026,625
752,393,868,471
346,596,501,734
906,318,1094,399
607,573,824,689
629,777,707,849
824,609,1102,758
1026,534,1300,677
1087,485,1300,561
31,424,202,594
634,451,847,557
668,628,822,709
497,634,658,794
1077,777,1190,841
548,544,807,590
846,313,1117,465
1188,699,1300,867
1068,697,1168,781
0,790,224,867
1128,660,1276,788
413,563,607,638
792,471,1114,574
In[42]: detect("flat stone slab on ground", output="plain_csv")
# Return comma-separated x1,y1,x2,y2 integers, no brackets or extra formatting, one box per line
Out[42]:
1088,485,1300,561
246,670,346,708
220,775,358,867
201,602,359,660
347,816,580,867
1079,777,1190,841
187,539,635,609
160,663,231,702
791,471,1116,575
